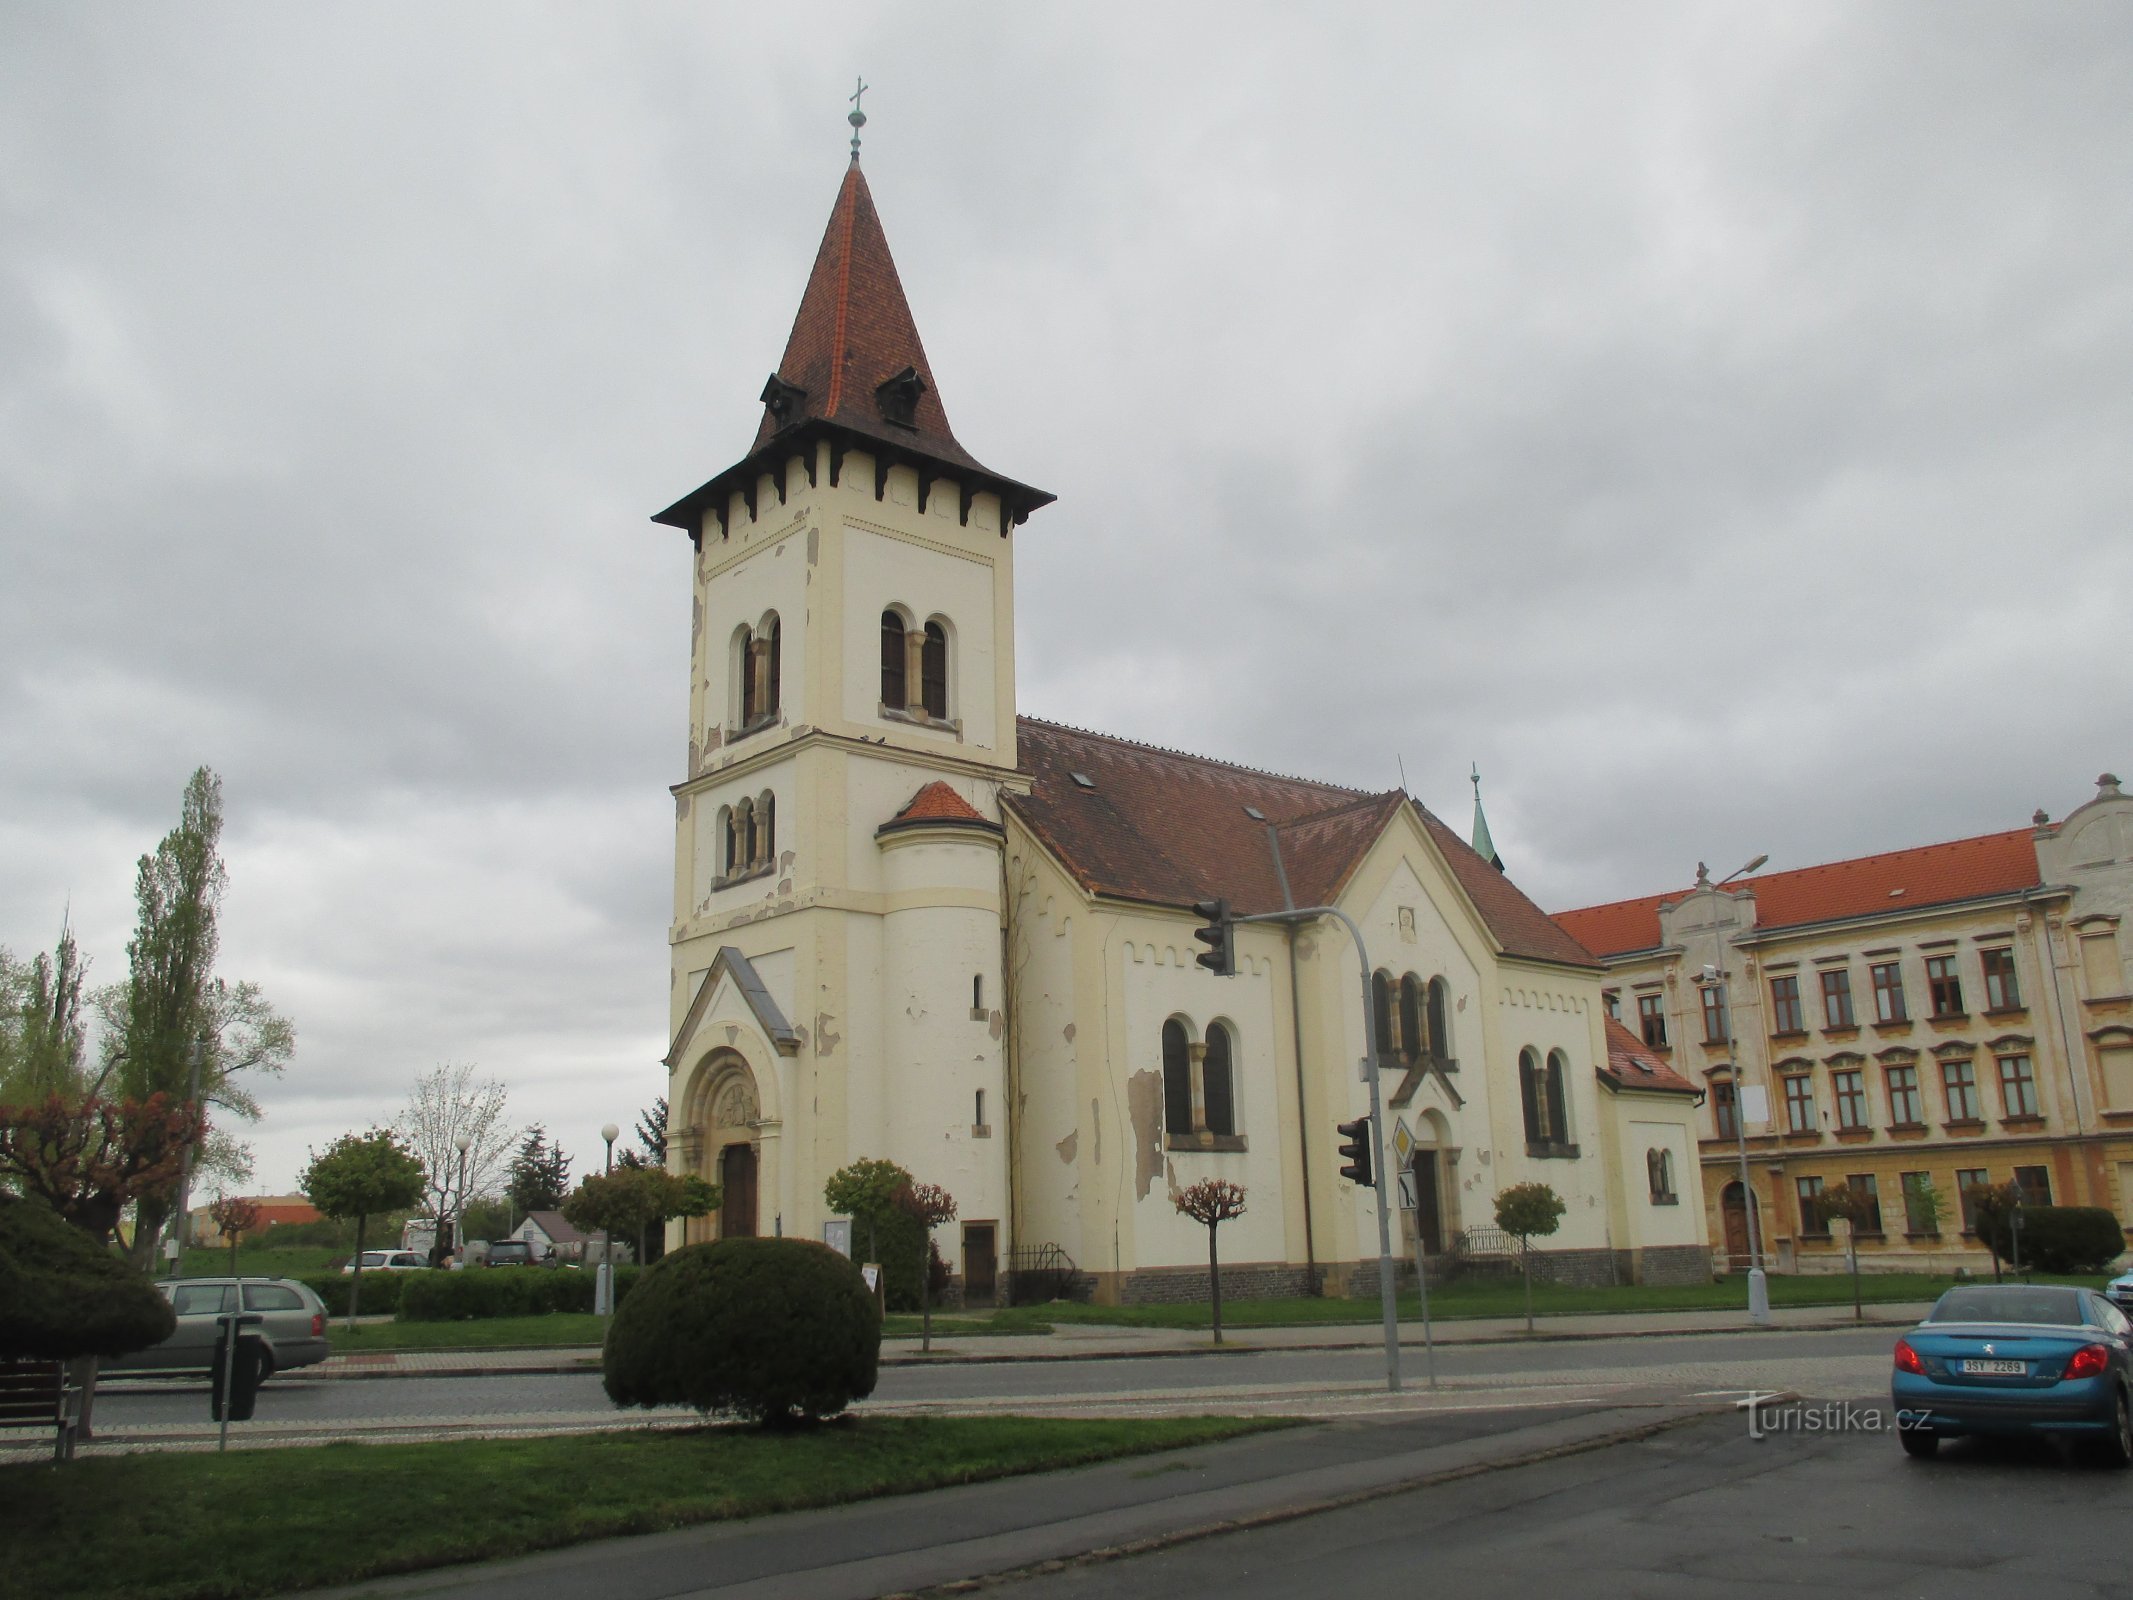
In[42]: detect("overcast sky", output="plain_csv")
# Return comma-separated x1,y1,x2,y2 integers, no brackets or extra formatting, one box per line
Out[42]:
4,4,2127,1193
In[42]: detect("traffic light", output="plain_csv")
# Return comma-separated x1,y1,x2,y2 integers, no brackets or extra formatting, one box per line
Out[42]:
1336,1116,1374,1187
1191,897,1236,977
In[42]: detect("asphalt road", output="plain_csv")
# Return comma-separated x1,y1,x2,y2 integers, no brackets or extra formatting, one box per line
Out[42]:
981,1405,2133,1600
90,1325,1902,1428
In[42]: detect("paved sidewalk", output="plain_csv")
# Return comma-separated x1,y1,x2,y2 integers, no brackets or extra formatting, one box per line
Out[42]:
302,1298,1932,1380
293,1400,1726,1600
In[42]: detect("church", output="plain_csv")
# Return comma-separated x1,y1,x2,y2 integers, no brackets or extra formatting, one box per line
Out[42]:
651,142,1709,1303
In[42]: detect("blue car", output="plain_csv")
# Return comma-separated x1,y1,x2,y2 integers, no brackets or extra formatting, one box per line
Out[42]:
1892,1283,2133,1464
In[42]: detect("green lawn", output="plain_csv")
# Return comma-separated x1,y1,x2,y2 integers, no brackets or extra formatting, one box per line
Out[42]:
0,1416,1283,1600
176,1245,341,1279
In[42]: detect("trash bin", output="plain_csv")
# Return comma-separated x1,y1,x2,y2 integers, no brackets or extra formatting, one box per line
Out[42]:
210,1313,267,1423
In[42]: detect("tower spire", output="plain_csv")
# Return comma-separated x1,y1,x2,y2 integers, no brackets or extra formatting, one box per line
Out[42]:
847,77,868,162
1471,764,1504,873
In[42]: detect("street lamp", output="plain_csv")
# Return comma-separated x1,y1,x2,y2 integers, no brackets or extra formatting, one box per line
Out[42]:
452,1132,471,1267
597,1122,620,1316
1703,853,1770,1326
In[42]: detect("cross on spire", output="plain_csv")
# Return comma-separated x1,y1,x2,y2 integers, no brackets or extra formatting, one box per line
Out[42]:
848,77,868,160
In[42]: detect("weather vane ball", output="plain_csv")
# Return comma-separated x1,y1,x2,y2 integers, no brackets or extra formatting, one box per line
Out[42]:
848,77,868,158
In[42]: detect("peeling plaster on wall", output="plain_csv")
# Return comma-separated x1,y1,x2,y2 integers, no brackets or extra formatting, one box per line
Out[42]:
1063,1022,1076,1043
703,727,723,753
806,527,818,565
989,1010,1004,1041
691,593,702,647
687,738,698,775
1090,1097,1102,1166
1055,1130,1077,1164
794,1024,810,1050
1164,1157,1179,1200
815,1013,842,1056
778,878,793,895
1127,1069,1164,1201
676,793,692,822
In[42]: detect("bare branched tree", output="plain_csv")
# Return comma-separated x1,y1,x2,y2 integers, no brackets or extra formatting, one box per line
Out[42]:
395,1063,518,1244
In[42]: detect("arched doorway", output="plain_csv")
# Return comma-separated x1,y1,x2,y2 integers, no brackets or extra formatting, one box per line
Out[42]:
720,1142,758,1239
1410,1150,1445,1256
1720,1180,1761,1270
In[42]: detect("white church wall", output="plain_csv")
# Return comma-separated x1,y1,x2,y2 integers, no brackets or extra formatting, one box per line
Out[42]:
693,518,809,760
686,762,798,917
1623,1114,1701,1249
1005,846,1088,1270
1487,978,1614,1251
839,520,1001,752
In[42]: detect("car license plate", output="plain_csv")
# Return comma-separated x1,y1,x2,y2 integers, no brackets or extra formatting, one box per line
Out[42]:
1961,1358,2025,1375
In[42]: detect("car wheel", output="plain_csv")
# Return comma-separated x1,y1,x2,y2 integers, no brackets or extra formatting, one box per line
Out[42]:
2099,1388,2133,1470
1899,1424,1939,1459
256,1350,276,1385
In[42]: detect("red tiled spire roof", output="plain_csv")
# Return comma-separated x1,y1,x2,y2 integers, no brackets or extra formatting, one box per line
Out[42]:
1599,1017,1700,1096
1006,718,1599,969
1555,827,2043,958
888,780,991,828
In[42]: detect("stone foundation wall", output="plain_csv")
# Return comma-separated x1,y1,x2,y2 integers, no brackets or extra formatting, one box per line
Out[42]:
1619,1244,1713,1286
1096,1261,1317,1306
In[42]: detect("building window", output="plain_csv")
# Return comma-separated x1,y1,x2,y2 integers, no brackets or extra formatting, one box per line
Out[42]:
1637,992,1668,1049
1846,1173,1884,1234
1941,1058,1980,1121
1161,1019,1193,1137
1713,1079,1738,1141
1783,1074,1816,1134
920,621,949,719
2082,928,2125,997
974,1088,986,1129
1202,1023,1237,1138
736,615,782,726
1372,971,1396,1058
2014,1165,2053,1208
880,610,907,709
1901,1171,1938,1235
1427,977,1453,1065
1955,1168,1989,1232
1981,947,2021,1011
1833,1069,1868,1130
1604,990,1621,1021
973,975,984,1012
1796,1175,1827,1236
1701,981,1730,1045
1821,968,1855,1029
1398,975,1425,1063
1871,961,1908,1024
1520,1048,1571,1150
1770,975,1803,1035
1998,1053,2038,1118
1926,954,1964,1018
1646,1148,1676,1203
1886,1063,1923,1126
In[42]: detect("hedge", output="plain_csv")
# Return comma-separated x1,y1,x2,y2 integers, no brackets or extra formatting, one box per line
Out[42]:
0,1196,175,1361
1979,1206,2126,1274
395,1266,641,1322
300,1272,409,1318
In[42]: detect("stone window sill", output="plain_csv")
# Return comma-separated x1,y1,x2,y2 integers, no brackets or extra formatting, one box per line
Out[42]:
1525,1141,1581,1160
1872,1019,1914,1035
1942,1118,1987,1135
1822,1025,1861,1040
2000,1114,2047,1129
1905,1231,1942,1241
1833,1127,1875,1142
1166,1132,1248,1153
971,1124,992,1139
724,715,779,748
711,863,776,892
1769,1030,1810,1043
1983,1006,2030,1020
1927,1011,1969,1025
1885,1122,1930,1138
879,703,964,739
1649,1193,1679,1206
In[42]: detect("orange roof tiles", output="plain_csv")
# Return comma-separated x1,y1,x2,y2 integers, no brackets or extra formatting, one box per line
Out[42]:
889,780,991,827
1555,827,2043,958
1599,1016,1700,1096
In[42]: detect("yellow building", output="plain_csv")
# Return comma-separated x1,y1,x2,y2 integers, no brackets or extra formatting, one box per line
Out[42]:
647,149,1707,1302
1556,776,2133,1275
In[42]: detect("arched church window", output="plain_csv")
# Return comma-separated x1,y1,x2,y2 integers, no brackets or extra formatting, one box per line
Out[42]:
1372,972,1395,1058
736,616,781,727
1398,975,1425,1063
763,614,781,717
1647,1147,1675,1203
1203,1022,1237,1137
1545,1049,1572,1146
719,806,736,878
1427,976,1452,1066
1162,1019,1193,1137
727,798,755,876
1519,1047,1545,1146
921,621,949,719
880,610,907,709
755,791,775,868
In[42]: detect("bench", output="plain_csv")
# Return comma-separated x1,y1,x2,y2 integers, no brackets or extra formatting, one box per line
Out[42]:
0,1360,82,1462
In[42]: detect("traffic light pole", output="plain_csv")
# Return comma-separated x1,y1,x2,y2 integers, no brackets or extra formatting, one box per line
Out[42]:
1239,904,1401,1394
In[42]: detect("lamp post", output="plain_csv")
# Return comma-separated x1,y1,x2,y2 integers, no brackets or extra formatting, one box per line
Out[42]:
1704,853,1770,1326
451,1131,471,1267
597,1122,620,1316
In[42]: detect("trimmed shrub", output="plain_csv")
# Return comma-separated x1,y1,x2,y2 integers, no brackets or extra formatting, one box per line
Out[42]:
301,1272,408,1318
0,1196,175,1361
393,1265,639,1321
604,1238,879,1423
1979,1206,2125,1274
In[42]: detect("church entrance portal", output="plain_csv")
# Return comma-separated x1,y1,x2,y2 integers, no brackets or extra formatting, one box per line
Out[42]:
720,1143,758,1239
1410,1151,1445,1256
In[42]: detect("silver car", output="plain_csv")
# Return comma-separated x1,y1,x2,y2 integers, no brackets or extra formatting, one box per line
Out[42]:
104,1277,332,1378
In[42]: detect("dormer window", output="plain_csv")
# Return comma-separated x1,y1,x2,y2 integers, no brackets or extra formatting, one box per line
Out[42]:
759,374,808,432
875,365,926,429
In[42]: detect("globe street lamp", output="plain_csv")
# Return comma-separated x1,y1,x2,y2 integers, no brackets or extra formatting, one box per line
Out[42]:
597,1122,620,1315
452,1131,471,1267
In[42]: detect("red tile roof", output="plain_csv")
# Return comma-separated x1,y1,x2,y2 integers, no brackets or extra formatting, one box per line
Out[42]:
1007,718,1600,969
887,780,991,827
1599,1017,1700,1096
1555,827,2043,958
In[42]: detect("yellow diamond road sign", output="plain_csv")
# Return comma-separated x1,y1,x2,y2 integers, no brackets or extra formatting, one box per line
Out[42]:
1391,1117,1414,1164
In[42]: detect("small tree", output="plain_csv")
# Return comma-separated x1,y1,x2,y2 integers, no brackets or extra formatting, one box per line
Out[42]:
616,1098,667,1170
1494,1182,1566,1333
897,1181,958,1353
207,1194,261,1279
1966,1180,2022,1281
1173,1179,1247,1345
0,1092,200,1244
505,1126,571,1216
823,1157,925,1306
0,1196,174,1366
563,1166,719,1266
300,1131,427,1326
1813,1181,1876,1321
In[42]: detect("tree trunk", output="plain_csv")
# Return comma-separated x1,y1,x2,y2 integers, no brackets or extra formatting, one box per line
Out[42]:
1849,1235,1861,1322
1522,1239,1534,1334
921,1247,933,1354
1208,1224,1224,1345
348,1214,368,1329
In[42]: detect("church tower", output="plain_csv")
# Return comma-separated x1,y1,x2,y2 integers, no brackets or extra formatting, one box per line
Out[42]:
652,137,1051,1274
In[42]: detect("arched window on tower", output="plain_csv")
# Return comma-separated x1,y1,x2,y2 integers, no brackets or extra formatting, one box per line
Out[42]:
763,615,781,717
755,791,775,869
1162,1018,1193,1138
1398,975,1425,1064
735,615,781,729
881,610,907,709
727,798,755,877
1203,1022,1237,1137
718,805,736,879
921,621,949,720
1372,971,1395,1059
